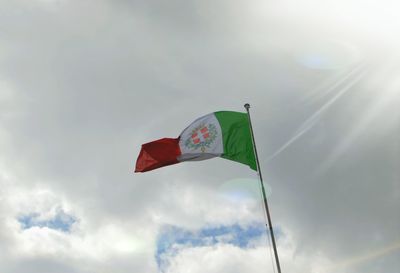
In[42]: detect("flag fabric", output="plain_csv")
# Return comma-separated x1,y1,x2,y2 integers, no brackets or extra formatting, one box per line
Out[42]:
135,111,257,172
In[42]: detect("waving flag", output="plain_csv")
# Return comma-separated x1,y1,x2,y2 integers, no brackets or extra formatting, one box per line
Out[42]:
135,111,256,172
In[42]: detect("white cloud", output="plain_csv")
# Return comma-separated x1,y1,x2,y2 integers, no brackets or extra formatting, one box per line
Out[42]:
164,233,331,273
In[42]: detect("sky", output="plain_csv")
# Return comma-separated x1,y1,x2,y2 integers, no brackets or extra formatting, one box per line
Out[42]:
0,0,399,272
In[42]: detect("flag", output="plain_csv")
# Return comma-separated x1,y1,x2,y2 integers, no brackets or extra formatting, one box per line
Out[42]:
135,111,257,172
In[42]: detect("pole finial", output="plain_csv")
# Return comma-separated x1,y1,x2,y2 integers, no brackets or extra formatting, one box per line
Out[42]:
244,103,250,110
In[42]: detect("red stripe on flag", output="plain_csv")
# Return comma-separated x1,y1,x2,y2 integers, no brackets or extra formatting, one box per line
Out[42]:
134,138,181,172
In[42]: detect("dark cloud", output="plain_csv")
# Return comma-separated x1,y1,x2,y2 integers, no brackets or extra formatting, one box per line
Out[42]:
0,0,399,272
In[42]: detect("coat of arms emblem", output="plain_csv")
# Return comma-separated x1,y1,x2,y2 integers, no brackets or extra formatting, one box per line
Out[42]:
184,123,218,152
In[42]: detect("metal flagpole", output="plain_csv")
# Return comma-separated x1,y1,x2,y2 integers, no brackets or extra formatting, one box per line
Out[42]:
244,103,282,273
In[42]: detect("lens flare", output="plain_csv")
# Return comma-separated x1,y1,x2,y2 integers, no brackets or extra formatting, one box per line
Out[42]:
324,240,400,272
218,178,272,202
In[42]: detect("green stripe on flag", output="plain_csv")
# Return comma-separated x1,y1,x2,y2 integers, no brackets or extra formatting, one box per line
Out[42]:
214,111,257,170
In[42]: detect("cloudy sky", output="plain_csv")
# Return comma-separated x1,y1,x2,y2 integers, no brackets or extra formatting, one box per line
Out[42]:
0,0,399,272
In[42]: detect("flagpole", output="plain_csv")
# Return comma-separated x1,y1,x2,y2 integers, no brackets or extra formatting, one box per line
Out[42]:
244,103,282,273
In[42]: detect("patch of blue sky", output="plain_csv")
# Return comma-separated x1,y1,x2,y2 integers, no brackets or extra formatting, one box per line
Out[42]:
18,210,76,233
156,223,283,272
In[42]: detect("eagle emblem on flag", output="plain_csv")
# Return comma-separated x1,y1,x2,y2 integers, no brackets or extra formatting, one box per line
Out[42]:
184,123,218,152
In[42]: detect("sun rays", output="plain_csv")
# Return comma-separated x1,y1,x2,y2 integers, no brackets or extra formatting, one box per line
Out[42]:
267,63,368,162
